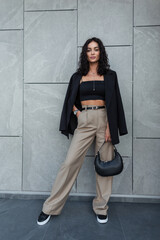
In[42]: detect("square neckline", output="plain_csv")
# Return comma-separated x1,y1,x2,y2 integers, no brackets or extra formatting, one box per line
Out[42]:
80,77,104,85
80,80,104,84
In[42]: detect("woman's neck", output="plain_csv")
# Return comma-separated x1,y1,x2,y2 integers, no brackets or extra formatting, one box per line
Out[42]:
88,62,98,75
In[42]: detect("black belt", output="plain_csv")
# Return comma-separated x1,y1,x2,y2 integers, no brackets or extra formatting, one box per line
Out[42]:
81,106,105,111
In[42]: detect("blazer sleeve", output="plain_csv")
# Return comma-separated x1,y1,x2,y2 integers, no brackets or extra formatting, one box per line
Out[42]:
59,74,74,138
115,72,128,136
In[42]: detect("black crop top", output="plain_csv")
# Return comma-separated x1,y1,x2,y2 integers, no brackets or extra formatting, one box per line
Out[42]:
79,80,105,101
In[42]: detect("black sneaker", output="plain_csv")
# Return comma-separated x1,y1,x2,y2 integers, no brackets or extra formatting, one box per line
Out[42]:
97,214,108,224
37,211,51,225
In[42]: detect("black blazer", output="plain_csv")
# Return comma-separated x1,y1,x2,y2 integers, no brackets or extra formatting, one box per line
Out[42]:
59,69,128,145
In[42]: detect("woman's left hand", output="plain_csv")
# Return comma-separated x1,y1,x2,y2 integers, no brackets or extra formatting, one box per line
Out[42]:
105,124,112,142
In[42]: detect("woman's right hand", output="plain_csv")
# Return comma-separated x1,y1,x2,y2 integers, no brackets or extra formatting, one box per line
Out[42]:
76,111,81,118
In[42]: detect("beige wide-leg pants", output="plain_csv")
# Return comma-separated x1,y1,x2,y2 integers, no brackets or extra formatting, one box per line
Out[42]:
42,105,114,216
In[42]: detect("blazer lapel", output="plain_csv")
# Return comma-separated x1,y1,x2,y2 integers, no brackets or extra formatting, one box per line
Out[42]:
104,71,115,109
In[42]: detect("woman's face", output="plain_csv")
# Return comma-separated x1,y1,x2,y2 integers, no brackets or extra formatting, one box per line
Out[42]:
86,41,100,63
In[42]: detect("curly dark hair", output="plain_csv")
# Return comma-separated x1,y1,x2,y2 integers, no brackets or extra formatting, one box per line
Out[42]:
76,37,110,76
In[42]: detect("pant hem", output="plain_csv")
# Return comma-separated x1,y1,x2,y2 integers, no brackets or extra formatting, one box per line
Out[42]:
43,208,61,216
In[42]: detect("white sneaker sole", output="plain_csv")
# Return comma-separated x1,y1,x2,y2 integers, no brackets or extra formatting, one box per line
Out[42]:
97,216,108,224
37,215,51,225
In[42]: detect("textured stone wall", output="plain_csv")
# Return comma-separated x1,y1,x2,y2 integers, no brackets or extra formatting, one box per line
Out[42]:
0,0,159,199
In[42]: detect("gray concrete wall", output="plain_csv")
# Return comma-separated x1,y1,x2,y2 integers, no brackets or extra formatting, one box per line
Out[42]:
0,0,160,201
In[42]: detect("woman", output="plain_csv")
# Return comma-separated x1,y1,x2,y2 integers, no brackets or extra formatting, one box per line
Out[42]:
37,37,128,225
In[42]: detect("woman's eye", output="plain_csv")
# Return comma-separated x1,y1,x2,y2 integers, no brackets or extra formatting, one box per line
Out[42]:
87,48,99,52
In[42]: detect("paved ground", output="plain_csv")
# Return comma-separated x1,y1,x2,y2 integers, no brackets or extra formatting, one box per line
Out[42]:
0,198,160,240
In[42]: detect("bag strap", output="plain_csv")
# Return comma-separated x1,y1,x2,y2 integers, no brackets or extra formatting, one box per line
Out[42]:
97,140,116,153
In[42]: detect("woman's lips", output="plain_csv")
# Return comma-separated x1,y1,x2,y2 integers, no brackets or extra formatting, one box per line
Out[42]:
90,57,96,59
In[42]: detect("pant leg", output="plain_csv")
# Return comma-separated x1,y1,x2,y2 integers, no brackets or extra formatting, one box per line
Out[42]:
42,110,96,215
92,107,114,215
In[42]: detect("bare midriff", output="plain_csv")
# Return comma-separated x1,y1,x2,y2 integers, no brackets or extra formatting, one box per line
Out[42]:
81,99,105,106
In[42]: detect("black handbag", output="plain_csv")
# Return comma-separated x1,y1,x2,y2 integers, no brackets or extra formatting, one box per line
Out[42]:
94,140,124,176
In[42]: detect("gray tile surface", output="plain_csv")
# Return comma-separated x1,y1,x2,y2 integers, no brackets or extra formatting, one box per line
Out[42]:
0,137,22,191
133,139,160,195
134,27,160,138
25,0,77,10
0,0,23,29
112,157,132,195
0,30,23,135
78,0,132,46
134,0,160,26
0,198,160,240
24,11,77,83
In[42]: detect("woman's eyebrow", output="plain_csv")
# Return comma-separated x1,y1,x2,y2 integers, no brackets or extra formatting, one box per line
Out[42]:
87,47,99,49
